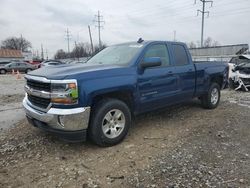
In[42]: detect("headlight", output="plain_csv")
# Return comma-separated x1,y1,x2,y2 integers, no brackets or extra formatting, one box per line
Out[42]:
51,81,78,104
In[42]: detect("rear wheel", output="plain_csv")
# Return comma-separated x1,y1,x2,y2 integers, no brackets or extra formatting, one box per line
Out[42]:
200,83,221,109
89,98,131,147
0,69,6,74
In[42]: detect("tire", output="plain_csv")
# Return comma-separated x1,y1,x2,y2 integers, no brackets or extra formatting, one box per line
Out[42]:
0,69,6,74
25,68,32,73
200,83,221,109
89,98,131,147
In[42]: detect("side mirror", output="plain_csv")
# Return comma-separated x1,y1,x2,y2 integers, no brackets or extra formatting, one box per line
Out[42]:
140,57,162,69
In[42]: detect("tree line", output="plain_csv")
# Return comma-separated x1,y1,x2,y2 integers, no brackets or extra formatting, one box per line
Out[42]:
187,37,220,48
0,36,32,51
54,43,106,60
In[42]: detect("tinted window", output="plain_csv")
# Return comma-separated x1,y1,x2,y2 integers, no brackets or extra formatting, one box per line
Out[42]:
172,44,189,66
144,44,170,66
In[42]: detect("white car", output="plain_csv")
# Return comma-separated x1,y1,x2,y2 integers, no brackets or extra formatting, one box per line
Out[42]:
228,55,250,91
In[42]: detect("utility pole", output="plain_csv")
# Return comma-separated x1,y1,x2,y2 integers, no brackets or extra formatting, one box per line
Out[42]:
88,25,94,55
36,50,39,59
41,44,44,61
94,11,104,49
173,30,176,42
20,34,23,52
45,49,48,60
74,41,79,61
65,28,71,54
196,0,213,47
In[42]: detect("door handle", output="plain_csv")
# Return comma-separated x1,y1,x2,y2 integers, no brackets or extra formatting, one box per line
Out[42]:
166,71,173,76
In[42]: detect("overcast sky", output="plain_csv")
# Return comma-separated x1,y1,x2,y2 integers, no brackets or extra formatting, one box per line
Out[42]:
0,0,249,58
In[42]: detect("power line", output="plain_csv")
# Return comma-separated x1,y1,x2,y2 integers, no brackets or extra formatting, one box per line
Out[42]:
41,44,44,61
195,0,213,47
94,10,105,49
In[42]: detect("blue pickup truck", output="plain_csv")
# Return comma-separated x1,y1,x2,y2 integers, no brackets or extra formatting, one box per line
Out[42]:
23,40,228,146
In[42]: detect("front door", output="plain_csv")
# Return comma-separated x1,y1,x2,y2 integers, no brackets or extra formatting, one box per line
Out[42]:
137,43,179,113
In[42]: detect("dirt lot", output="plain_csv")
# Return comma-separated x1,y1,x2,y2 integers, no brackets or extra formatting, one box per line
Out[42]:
0,75,25,132
0,75,250,188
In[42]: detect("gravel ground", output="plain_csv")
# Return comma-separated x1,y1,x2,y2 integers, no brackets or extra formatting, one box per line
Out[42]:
0,76,250,187
0,75,25,95
0,75,25,131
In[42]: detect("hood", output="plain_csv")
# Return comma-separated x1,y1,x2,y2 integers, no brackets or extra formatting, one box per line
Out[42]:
234,63,250,74
27,63,130,80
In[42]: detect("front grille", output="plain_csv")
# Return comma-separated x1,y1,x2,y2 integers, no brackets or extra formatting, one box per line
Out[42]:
28,94,50,109
27,79,51,92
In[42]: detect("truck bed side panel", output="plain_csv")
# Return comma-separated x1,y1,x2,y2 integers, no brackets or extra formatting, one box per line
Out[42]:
194,61,228,97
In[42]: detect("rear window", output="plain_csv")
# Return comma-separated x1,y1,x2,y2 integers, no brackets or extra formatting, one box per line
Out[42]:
172,44,189,66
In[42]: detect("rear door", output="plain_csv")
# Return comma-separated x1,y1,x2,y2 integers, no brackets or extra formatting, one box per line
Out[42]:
171,44,196,101
137,42,179,112
19,63,27,72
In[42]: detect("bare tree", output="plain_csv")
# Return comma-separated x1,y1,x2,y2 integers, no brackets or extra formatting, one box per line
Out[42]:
54,43,107,59
188,42,197,48
1,36,32,51
204,37,213,47
54,49,67,59
212,40,220,47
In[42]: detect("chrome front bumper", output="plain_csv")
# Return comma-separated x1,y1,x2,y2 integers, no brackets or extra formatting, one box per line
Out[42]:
23,96,91,131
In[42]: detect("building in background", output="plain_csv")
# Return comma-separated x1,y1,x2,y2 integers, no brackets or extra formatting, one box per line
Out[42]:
22,51,33,62
0,49,24,65
189,44,249,62
0,49,34,65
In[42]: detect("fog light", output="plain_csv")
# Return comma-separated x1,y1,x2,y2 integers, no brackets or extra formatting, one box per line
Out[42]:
58,115,65,128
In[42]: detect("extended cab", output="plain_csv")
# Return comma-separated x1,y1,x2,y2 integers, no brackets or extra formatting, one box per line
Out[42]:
23,40,228,146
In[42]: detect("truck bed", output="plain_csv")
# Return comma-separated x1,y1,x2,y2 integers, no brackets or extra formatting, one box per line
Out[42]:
193,61,228,97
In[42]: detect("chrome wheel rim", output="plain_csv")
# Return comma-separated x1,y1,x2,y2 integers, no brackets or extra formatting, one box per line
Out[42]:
211,88,219,105
102,109,125,139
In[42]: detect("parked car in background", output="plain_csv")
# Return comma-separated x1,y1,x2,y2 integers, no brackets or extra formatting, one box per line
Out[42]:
0,61,36,74
38,60,65,68
0,61,10,66
28,60,43,68
68,60,88,64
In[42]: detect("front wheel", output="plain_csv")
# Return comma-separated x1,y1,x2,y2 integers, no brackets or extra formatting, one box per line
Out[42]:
200,83,221,109
89,98,131,147
0,69,6,74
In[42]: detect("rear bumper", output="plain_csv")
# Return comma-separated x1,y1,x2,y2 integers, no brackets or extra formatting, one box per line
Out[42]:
23,96,91,142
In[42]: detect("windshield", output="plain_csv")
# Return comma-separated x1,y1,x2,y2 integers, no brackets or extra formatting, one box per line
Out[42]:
86,44,143,65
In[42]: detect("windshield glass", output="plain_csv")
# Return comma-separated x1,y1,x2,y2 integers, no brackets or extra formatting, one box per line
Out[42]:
86,44,143,65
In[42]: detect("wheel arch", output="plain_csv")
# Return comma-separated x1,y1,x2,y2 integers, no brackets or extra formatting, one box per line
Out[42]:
210,75,223,89
90,90,135,112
